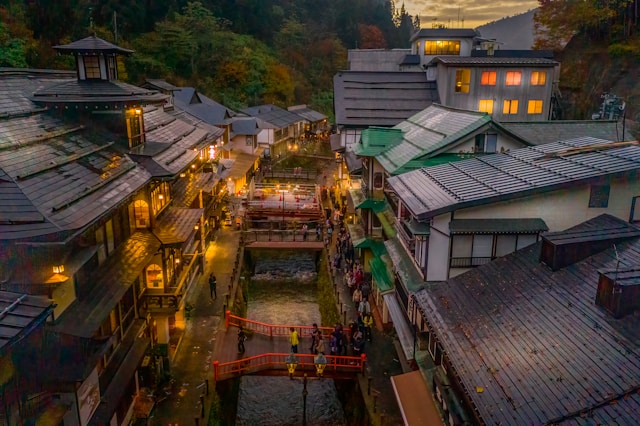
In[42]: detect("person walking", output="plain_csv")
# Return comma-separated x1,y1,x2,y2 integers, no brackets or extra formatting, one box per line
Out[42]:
289,327,299,353
237,326,247,354
208,273,217,300
310,323,319,353
302,223,308,241
352,286,363,309
315,334,326,355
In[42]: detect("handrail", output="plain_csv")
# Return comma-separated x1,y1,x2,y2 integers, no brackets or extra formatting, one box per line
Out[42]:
226,311,335,338
213,352,367,382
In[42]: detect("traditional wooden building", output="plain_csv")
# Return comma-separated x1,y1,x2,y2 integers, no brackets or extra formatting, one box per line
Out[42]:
411,214,640,424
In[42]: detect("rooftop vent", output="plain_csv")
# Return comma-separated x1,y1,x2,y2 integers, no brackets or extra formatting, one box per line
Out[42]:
595,268,640,318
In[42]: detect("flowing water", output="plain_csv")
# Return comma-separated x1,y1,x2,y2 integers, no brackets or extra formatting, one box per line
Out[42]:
236,250,347,425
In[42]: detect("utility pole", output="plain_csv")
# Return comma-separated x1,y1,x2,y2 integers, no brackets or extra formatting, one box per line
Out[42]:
113,11,118,43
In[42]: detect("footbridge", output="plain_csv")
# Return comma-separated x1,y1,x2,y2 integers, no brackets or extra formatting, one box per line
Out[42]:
214,312,366,382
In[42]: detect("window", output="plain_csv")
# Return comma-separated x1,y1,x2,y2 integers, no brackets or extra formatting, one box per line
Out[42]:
373,172,383,189
530,71,547,85
107,56,117,80
105,220,114,254
126,108,144,148
528,100,544,114
505,71,522,86
503,99,519,114
95,227,106,265
246,136,253,146
455,69,470,93
481,71,496,85
589,184,610,208
84,55,101,79
478,99,494,114
425,40,460,55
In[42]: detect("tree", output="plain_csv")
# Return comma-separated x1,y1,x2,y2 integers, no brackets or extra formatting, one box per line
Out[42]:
358,24,387,48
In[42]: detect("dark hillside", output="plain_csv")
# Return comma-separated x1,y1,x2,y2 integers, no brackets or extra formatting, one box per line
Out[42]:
476,10,536,50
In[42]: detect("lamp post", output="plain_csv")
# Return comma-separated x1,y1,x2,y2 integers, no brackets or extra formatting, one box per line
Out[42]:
284,352,327,425
302,374,308,426
285,352,297,379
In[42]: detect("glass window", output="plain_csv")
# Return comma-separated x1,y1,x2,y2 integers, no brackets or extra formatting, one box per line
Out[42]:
95,227,106,265
106,220,114,254
589,184,610,208
455,69,471,93
530,71,547,85
485,134,497,153
107,56,117,80
373,172,383,189
425,40,460,55
505,71,522,86
84,55,101,79
481,71,496,85
527,100,544,114
126,108,144,148
503,99,519,114
478,99,493,114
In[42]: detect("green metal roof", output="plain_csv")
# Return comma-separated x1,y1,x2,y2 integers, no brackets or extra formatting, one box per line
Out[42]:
356,198,387,211
376,206,397,238
355,127,403,157
394,153,476,174
384,237,425,293
374,105,492,175
404,219,430,235
355,238,387,258
369,255,394,293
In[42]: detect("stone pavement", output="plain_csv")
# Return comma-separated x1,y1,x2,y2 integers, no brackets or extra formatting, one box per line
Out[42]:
150,227,240,426
149,166,406,425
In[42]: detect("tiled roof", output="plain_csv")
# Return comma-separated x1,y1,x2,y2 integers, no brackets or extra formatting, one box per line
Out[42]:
388,137,640,220
53,35,133,54
413,214,640,424
0,291,53,354
431,56,558,66
144,79,179,91
230,117,262,136
374,104,491,174
333,71,439,127
399,54,420,65
500,120,635,145
152,207,202,245
240,104,303,128
32,80,167,106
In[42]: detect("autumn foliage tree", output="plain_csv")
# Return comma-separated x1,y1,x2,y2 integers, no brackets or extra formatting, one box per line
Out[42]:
359,24,387,49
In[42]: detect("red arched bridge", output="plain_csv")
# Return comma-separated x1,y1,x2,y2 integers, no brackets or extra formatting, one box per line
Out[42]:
213,311,366,382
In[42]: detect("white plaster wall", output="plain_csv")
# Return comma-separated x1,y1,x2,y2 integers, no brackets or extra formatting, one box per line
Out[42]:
256,128,272,145
445,132,525,154
426,214,451,281
229,135,254,155
453,175,640,231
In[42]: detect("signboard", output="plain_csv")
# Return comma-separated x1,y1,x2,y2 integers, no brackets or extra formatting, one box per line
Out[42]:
78,367,101,426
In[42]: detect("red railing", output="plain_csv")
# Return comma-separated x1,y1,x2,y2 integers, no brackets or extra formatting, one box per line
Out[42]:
226,311,335,339
213,352,367,382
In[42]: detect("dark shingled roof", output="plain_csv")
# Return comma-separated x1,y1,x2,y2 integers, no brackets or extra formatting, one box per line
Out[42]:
500,120,635,145
32,80,167,106
333,71,439,127
0,291,53,354
287,105,327,123
388,137,640,220
410,28,479,42
414,214,640,425
173,87,236,126
53,35,133,55
240,104,303,128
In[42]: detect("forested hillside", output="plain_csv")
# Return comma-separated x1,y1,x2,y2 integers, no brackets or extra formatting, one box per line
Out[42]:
0,0,418,116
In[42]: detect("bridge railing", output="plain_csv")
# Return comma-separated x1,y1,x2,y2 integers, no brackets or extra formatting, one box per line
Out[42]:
213,352,367,382
226,311,335,338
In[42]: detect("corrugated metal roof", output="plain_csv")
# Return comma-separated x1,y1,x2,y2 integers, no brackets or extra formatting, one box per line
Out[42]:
32,80,167,105
500,120,635,145
0,291,53,354
431,56,558,66
240,104,303,128
287,105,327,123
543,213,640,245
355,127,403,156
374,104,491,174
413,214,640,425
144,79,179,91
449,218,548,234
388,137,640,220
333,71,439,127
410,28,479,42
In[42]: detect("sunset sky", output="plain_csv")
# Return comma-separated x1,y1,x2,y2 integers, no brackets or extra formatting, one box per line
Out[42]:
403,0,540,29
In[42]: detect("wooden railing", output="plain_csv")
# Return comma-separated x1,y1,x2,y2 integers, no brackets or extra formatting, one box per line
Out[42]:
226,311,334,338
449,256,494,268
213,352,367,382
142,251,201,312
242,229,326,243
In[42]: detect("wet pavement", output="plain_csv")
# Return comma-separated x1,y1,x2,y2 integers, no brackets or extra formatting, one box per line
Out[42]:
150,165,405,425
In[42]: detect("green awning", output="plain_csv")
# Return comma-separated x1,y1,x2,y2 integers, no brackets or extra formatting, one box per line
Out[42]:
404,219,430,236
355,238,387,258
357,198,387,211
376,206,397,238
369,255,394,293
355,127,403,156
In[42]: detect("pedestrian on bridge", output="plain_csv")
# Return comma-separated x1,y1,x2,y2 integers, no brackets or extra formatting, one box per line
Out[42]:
289,327,299,354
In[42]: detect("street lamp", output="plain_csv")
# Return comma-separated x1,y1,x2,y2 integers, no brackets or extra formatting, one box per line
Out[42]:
285,352,297,379
314,353,327,377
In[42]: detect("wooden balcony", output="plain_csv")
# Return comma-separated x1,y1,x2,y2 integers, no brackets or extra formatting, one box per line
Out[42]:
141,251,201,314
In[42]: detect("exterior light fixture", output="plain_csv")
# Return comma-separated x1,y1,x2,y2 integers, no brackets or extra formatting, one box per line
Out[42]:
285,353,297,379
158,194,164,200
180,173,186,178
175,258,180,264
314,353,327,377
194,225,199,230
191,164,196,169
135,108,142,115
53,265,65,274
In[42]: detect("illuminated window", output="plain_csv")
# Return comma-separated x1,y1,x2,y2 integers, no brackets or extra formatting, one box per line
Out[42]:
505,71,522,86
478,99,494,114
425,40,460,55
481,71,496,85
126,108,144,148
530,71,547,85
527,100,543,114
455,69,471,93
503,99,519,114
84,55,101,79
